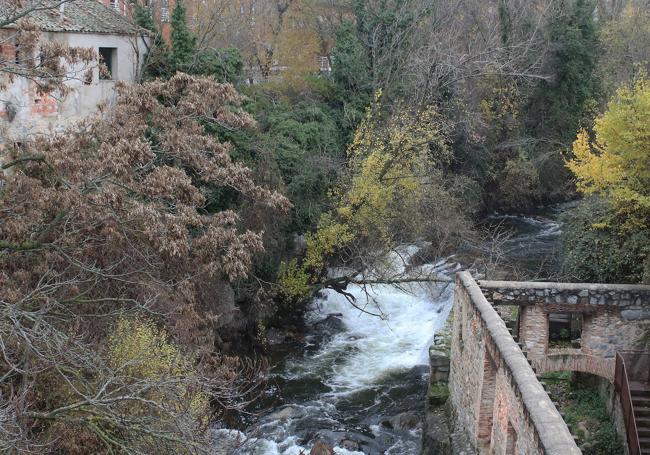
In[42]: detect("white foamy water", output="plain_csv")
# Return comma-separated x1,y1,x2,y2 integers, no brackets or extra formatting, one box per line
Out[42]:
213,211,566,454
213,429,365,455
215,245,457,454
295,280,453,393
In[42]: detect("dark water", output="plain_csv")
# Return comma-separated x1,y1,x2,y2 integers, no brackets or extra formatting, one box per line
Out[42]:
213,208,565,454
482,203,568,279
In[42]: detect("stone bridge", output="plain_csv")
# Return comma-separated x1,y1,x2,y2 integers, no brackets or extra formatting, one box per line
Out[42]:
448,271,650,455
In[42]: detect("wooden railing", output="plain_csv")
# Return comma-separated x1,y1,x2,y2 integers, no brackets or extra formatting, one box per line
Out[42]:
615,352,645,455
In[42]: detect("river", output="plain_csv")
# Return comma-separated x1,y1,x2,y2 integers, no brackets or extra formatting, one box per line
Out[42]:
214,206,565,454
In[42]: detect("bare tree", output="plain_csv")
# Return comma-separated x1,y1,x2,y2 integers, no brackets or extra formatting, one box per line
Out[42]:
406,0,557,107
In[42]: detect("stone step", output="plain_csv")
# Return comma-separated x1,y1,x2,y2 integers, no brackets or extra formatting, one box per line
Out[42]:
633,397,650,407
635,407,650,417
637,416,650,426
631,384,650,398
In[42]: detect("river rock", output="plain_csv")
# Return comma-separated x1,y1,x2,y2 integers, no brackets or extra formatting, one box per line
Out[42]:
421,409,452,455
311,430,381,454
313,314,346,338
293,234,307,255
429,346,449,366
577,421,591,441
427,382,450,407
384,412,421,431
266,327,287,345
340,439,360,451
264,405,303,421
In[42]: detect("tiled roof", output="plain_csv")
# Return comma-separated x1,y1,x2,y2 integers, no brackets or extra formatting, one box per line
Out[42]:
1,0,141,35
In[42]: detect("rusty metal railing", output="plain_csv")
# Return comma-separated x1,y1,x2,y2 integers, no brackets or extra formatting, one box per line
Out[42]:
615,351,644,455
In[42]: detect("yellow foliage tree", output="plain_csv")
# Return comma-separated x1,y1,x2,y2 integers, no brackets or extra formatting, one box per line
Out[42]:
280,94,453,300
600,1,650,92
567,77,650,231
107,317,210,436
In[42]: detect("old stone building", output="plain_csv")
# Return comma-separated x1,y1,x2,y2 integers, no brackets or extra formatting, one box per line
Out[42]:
447,272,650,454
0,0,149,145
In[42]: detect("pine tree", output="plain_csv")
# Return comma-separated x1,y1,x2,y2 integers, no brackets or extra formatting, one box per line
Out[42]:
532,0,601,145
133,1,156,32
133,2,173,80
170,0,197,71
332,21,372,96
523,0,601,199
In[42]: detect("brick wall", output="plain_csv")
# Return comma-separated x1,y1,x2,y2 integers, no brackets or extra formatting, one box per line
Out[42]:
535,352,615,381
449,272,580,455
478,353,497,444
519,305,547,358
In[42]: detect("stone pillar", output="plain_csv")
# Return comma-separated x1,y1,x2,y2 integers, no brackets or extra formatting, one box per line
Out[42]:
519,305,548,359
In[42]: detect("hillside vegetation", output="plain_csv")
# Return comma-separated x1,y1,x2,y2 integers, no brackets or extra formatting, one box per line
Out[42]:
1,0,650,452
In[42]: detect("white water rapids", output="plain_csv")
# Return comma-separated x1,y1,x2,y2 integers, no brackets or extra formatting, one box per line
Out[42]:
214,245,458,454
213,209,564,454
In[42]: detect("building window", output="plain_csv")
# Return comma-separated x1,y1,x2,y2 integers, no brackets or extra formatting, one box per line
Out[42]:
161,0,169,22
109,0,118,9
98,47,117,80
548,312,583,349
318,56,331,73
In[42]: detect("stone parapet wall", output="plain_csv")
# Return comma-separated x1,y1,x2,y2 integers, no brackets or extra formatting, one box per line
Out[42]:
479,280,650,311
449,272,581,455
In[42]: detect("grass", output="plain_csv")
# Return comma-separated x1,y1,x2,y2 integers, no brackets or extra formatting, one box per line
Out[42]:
546,375,624,455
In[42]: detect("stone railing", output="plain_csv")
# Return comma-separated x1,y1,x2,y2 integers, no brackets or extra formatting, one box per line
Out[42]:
449,272,581,454
479,280,650,311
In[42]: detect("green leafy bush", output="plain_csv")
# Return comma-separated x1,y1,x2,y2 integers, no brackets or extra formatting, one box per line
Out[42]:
562,198,650,283
563,388,624,455
495,157,542,212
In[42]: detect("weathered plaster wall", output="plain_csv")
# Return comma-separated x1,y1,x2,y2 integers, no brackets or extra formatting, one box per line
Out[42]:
449,272,580,455
0,31,148,144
